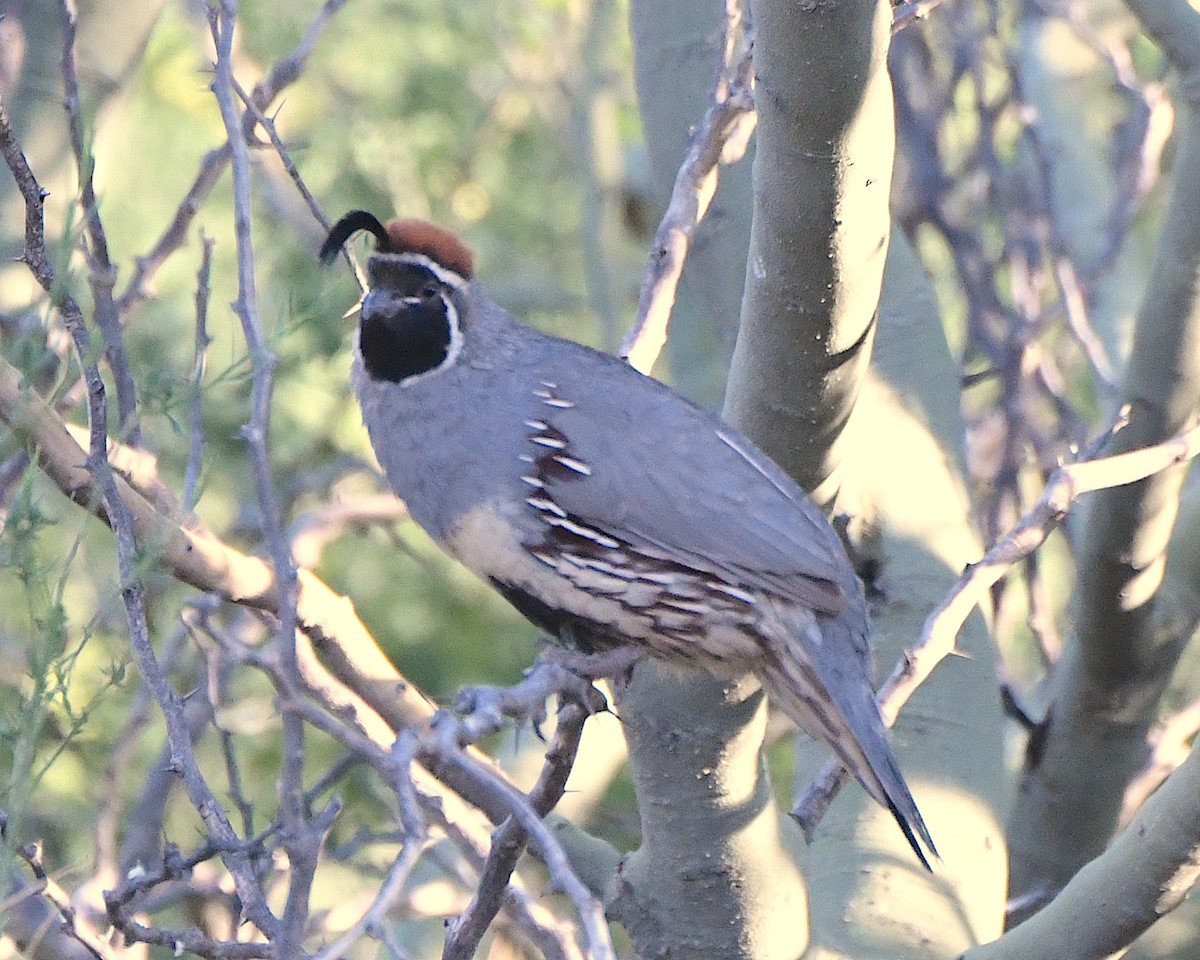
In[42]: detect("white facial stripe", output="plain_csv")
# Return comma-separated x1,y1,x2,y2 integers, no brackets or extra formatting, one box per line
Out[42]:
442,295,463,366
395,293,463,388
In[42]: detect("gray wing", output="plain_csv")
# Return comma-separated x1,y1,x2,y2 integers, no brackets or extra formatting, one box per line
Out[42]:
521,352,852,616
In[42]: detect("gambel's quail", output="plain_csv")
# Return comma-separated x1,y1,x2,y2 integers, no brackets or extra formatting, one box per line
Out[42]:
321,211,937,868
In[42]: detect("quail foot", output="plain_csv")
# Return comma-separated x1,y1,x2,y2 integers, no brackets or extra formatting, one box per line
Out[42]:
321,211,937,868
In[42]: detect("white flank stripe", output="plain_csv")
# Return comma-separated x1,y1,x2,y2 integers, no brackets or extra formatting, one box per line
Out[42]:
545,516,620,548
583,558,635,579
707,581,757,604
527,496,567,518
531,435,567,449
553,455,591,476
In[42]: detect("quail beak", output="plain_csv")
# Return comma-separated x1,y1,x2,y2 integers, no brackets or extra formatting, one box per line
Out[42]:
342,294,365,320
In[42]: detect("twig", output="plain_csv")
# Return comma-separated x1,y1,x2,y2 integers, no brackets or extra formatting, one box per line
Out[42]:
116,0,353,313
8,828,112,960
425,712,614,960
443,697,592,960
186,233,216,512
105,840,275,960
619,5,755,374
2,95,280,940
289,494,409,569
794,414,1200,827
310,733,428,960
239,0,353,143
117,144,231,312
232,74,332,233
312,835,431,960
60,0,141,445
209,6,311,955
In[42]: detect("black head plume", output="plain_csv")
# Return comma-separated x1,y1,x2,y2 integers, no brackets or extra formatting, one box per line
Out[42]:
319,210,391,265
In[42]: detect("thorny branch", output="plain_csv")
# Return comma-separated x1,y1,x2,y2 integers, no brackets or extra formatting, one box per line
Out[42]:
4,4,610,955
116,0,349,313
60,0,140,445
207,8,314,956
3,813,113,960
2,76,284,948
443,685,598,960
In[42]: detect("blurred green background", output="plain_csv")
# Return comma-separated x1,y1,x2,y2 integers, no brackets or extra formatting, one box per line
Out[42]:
0,0,650,932
2,0,1195,955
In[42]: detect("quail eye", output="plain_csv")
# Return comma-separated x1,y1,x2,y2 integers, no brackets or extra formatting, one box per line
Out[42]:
421,283,439,299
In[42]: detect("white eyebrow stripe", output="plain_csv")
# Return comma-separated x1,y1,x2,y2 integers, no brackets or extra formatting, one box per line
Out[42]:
376,251,467,289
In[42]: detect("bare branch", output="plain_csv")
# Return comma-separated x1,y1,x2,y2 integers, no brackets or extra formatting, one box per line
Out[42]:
795,413,1200,827
233,75,332,234
619,8,755,374
60,0,139,444
186,233,216,512
116,144,230,312
116,0,353,312
2,85,280,942
423,712,615,960
444,694,594,960
289,494,408,569
5,822,113,960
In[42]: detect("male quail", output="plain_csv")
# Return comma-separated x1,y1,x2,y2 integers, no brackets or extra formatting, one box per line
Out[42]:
321,211,937,868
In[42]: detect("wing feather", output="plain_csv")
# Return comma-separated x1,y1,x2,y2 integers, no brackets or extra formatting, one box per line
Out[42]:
523,357,851,617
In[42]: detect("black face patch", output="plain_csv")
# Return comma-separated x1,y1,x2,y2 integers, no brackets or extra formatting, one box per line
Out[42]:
359,294,453,383
359,261,457,383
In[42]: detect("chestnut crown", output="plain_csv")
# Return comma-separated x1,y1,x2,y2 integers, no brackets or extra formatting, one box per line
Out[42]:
319,210,475,281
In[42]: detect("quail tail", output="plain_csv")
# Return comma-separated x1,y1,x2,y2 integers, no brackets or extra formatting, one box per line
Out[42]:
757,616,937,870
